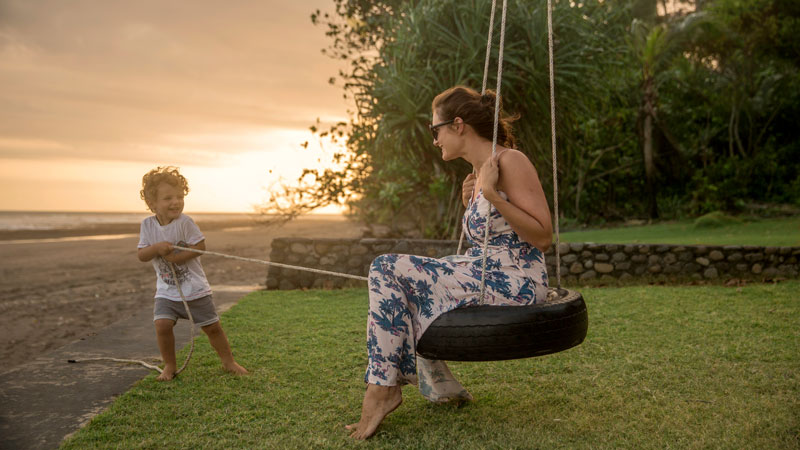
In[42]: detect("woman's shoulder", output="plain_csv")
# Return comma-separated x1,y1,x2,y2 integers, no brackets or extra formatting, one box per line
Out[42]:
497,148,534,169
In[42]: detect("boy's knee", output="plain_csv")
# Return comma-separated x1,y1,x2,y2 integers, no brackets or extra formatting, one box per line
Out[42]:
154,319,175,334
201,321,222,336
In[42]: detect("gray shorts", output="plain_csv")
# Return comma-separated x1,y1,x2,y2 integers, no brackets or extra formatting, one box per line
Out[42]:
154,295,219,327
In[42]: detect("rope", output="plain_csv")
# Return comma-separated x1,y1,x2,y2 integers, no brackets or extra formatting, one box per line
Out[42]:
478,0,508,305
458,0,498,256
168,262,196,375
481,0,498,95
173,246,369,281
547,0,560,288
68,261,195,376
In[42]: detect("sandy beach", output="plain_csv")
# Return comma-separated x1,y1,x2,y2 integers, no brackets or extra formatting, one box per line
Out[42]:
0,215,362,371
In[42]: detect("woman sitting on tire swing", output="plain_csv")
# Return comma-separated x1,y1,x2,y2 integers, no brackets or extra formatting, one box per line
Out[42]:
346,85,554,440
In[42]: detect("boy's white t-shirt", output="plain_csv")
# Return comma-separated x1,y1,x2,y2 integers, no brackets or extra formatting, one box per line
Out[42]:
137,214,212,301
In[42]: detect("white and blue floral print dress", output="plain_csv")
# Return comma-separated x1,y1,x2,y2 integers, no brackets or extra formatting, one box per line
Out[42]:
365,181,549,402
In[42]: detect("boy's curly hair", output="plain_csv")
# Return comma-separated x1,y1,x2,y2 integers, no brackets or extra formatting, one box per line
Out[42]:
140,166,190,212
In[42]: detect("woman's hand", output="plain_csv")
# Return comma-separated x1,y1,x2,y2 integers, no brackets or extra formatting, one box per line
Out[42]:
461,173,476,207
478,155,500,201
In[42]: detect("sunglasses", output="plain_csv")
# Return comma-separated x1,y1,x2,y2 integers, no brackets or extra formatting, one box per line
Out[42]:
429,119,455,140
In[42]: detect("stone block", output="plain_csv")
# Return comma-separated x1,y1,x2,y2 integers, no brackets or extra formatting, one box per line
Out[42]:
570,243,585,252
703,267,719,279
648,264,662,273
596,253,610,261
663,253,677,264
314,242,332,255
562,254,578,264
615,261,631,271
584,260,594,269
579,270,597,281
696,257,710,266
682,262,700,274
351,244,369,255
752,263,763,274
612,252,627,262
569,262,584,274
728,252,743,262
745,253,765,262
709,250,724,261
392,241,410,253
290,243,311,254
595,263,614,273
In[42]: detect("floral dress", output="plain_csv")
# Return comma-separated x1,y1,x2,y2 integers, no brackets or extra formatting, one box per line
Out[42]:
364,184,549,402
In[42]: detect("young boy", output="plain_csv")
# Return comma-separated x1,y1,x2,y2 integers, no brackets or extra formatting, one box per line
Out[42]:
137,166,248,381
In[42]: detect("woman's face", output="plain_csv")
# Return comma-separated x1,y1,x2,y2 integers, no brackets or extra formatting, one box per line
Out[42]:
431,110,459,161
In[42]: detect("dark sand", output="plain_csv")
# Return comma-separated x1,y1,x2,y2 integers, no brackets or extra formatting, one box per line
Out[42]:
0,215,362,371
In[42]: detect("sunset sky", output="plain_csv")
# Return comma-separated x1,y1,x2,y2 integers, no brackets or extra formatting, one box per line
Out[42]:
0,0,349,213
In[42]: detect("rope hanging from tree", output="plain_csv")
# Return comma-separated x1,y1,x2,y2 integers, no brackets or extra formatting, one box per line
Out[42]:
458,0,562,303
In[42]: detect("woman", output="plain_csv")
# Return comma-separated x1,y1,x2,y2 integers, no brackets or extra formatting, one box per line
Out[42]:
347,86,553,439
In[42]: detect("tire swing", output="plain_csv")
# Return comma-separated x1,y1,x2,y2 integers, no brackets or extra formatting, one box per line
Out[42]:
416,0,588,362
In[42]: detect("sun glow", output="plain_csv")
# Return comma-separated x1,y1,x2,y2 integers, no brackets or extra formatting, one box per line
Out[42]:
0,127,347,214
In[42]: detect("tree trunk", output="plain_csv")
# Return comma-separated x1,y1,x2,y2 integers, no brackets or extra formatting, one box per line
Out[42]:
643,111,659,219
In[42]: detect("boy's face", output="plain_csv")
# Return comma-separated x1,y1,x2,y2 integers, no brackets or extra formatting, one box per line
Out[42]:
152,182,184,224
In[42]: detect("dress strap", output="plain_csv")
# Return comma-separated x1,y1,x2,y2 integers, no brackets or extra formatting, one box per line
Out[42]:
494,147,511,159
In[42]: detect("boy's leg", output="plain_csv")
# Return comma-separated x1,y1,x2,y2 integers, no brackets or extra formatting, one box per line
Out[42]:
154,318,178,381
202,322,248,375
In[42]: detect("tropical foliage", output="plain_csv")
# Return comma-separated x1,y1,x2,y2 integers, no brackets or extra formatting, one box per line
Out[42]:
262,0,799,238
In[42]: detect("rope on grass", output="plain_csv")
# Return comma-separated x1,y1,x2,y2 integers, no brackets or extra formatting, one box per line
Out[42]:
68,262,196,376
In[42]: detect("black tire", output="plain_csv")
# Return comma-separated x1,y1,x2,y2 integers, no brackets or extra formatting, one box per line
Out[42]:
416,288,588,361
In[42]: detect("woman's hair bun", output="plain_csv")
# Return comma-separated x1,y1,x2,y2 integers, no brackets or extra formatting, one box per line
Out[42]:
480,92,495,106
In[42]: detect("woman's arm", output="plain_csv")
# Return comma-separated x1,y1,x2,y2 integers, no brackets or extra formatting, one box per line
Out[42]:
480,150,553,252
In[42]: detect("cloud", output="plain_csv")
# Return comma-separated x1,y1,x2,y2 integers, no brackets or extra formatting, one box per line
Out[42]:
0,0,348,164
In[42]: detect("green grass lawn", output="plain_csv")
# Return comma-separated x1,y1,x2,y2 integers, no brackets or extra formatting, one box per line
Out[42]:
63,283,799,449
560,215,800,246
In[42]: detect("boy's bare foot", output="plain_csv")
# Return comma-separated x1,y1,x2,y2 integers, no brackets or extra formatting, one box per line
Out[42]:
223,362,249,375
346,384,402,440
156,365,176,381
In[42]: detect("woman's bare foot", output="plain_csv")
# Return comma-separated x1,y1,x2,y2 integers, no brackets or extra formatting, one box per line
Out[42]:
345,384,402,440
156,365,176,381
223,361,249,375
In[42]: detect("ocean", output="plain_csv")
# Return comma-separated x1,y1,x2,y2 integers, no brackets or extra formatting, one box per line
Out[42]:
0,211,261,244
0,211,258,231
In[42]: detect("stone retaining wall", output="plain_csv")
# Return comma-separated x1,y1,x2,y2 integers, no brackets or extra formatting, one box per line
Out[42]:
266,238,800,290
